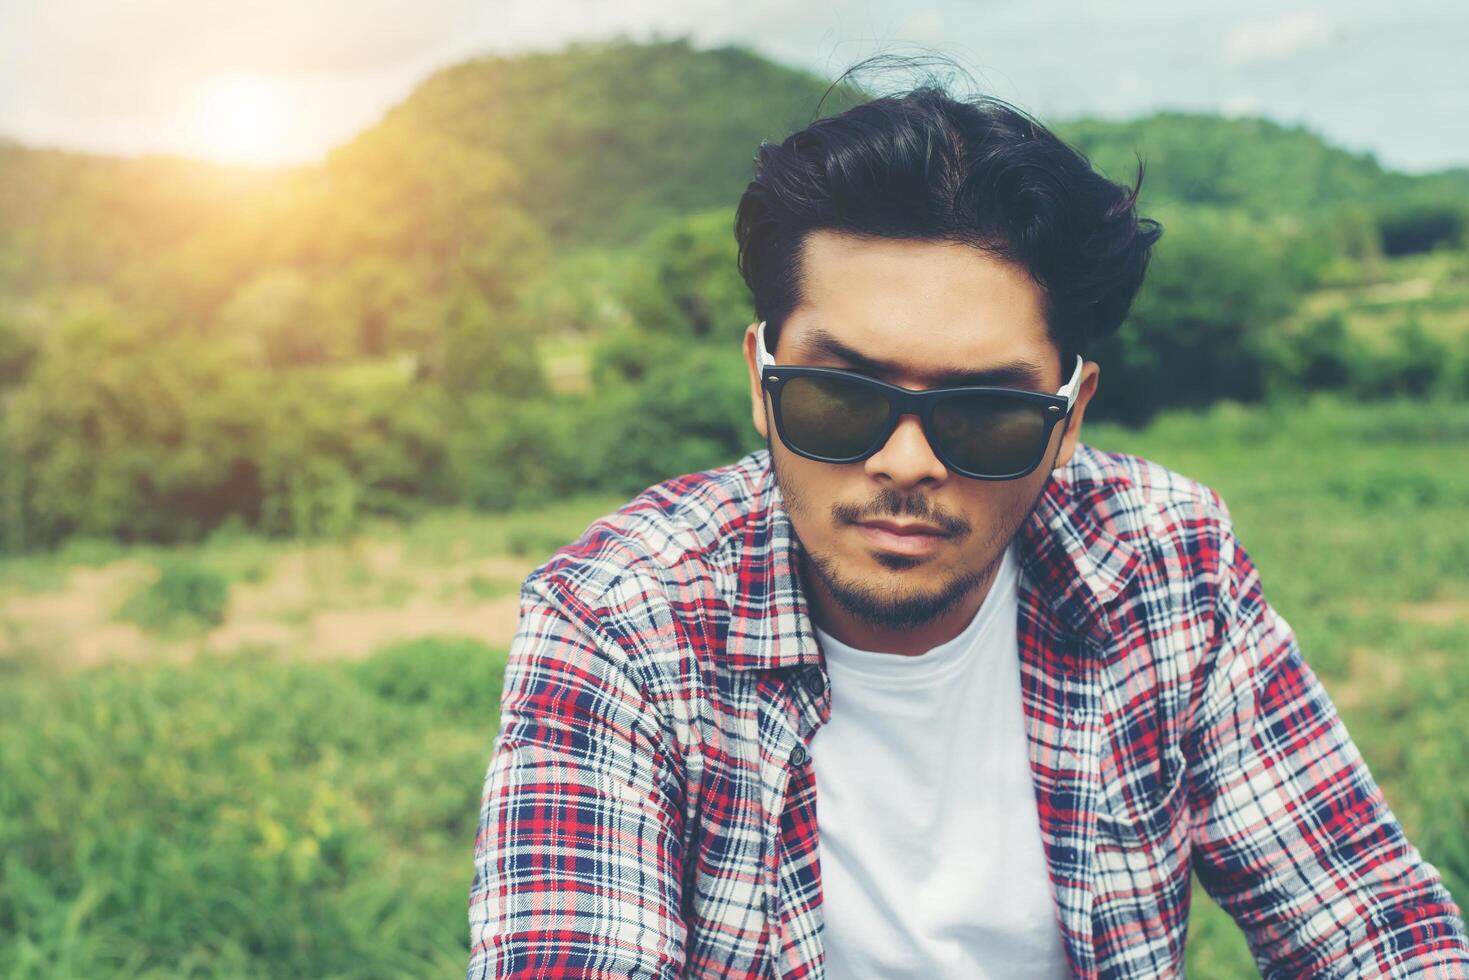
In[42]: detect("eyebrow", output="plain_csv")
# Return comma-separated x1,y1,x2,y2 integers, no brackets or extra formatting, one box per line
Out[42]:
791,327,1052,391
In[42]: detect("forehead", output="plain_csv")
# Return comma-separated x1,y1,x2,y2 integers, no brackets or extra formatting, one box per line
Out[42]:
785,230,1056,388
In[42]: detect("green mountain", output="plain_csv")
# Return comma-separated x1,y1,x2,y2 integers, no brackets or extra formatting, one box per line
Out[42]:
1057,112,1401,216
0,142,285,305
4,38,1466,312
1,38,1467,549
380,38,854,244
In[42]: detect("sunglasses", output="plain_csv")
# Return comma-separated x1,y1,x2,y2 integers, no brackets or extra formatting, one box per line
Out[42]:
757,321,1083,481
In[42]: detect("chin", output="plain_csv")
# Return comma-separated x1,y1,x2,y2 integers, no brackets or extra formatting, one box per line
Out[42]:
870,551,925,572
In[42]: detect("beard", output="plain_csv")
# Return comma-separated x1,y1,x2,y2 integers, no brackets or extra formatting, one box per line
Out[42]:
800,545,995,630
768,434,1059,632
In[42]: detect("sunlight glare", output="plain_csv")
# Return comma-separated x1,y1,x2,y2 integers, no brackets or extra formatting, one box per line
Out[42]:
190,75,295,166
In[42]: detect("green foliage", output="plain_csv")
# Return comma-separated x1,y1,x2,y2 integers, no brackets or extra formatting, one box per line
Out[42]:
214,268,352,368
422,287,546,400
503,522,580,559
397,39,859,245
254,365,455,537
1377,200,1467,257
116,560,232,633
0,647,493,977
2,39,1469,555
349,636,507,724
0,142,283,305
620,208,752,341
0,312,39,388
1364,319,1452,398
1271,313,1360,393
444,342,761,509
0,312,471,546
1,312,268,547
1266,313,1469,403
1060,112,1399,218
4,399,1468,977
571,343,763,496
442,393,582,511
1087,208,1302,425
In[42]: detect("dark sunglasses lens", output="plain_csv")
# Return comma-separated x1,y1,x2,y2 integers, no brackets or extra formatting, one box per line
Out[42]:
779,375,891,460
931,395,1049,475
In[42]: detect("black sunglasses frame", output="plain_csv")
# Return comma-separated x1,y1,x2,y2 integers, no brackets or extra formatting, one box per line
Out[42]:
761,365,1074,481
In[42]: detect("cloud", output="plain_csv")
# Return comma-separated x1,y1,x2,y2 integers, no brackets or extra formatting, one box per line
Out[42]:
1220,93,1264,118
3,0,484,80
0,0,1464,172
1222,10,1335,67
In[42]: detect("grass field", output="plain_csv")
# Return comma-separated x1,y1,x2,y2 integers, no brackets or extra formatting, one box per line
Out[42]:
2,394,1467,977
1296,249,1469,349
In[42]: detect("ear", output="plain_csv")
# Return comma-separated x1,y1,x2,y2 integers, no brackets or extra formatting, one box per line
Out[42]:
742,321,770,440
1053,361,1101,471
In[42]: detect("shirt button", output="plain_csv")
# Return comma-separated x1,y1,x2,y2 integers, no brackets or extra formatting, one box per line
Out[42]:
789,743,809,767
805,670,826,697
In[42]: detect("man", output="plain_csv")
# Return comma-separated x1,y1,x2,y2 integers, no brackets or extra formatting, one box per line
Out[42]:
467,86,1468,978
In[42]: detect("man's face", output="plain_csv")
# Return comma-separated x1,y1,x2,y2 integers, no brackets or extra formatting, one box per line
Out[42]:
741,231,1100,645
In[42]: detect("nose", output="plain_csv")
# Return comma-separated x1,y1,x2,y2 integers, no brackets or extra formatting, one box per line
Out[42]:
863,413,948,489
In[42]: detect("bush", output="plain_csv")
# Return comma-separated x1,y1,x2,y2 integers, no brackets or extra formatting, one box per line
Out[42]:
255,365,453,538
1,314,270,548
1362,319,1449,399
116,560,232,632
1377,203,1466,256
0,653,484,977
1087,209,1302,426
350,636,508,724
619,208,752,342
571,342,761,495
443,392,584,511
1268,314,1360,395
447,338,760,509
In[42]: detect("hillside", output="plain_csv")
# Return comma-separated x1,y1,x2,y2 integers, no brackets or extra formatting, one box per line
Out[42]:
1,39,1467,549
0,142,288,306
1058,112,1402,216
375,38,856,244
4,39,1467,309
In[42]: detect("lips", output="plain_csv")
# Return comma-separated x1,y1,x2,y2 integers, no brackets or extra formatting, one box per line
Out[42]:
858,520,946,536
853,520,951,557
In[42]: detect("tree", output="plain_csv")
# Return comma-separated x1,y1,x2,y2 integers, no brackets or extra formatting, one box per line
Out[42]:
1086,208,1302,425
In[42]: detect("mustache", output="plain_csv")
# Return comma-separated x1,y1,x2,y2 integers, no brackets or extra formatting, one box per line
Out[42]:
832,487,971,537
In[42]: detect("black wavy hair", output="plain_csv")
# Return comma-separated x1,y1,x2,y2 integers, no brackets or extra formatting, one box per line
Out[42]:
734,82,1162,378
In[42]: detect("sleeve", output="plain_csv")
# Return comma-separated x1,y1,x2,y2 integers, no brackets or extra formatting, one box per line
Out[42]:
1187,511,1469,979
467,581,687,979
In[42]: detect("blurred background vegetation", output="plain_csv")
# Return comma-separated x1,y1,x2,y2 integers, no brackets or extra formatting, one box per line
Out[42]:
1,37,1466,978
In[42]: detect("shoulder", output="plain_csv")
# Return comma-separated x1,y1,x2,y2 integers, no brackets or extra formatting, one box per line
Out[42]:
1067,441,1236,543
1065,442,1243,609
520,450,771,641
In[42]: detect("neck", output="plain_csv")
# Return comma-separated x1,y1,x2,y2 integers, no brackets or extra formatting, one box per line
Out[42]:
802,553,1006,657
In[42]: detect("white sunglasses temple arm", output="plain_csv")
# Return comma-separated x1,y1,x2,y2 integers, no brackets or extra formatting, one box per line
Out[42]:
1057,355,1083,410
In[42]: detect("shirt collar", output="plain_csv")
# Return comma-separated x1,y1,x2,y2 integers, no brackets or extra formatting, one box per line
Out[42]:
723,446,1142,671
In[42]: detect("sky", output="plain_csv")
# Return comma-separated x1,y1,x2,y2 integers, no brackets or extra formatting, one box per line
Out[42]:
1,0,1466,173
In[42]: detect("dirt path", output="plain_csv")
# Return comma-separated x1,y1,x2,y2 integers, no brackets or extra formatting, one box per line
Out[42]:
0,541,535,671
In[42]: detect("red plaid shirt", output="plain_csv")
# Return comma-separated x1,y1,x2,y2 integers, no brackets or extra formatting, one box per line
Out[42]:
468,444,1468,978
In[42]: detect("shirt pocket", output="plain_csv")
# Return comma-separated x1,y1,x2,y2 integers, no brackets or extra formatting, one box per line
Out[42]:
1092,745,1193,974
1096,742,1189,852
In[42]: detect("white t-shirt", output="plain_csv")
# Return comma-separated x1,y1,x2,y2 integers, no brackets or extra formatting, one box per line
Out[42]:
809,541,1073,979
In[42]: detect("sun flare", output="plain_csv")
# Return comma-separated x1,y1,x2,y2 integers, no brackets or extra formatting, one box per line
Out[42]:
190,75,294,166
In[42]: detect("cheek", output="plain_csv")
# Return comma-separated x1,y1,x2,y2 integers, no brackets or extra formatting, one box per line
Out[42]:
949,482,1035,544
770,444,827,521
